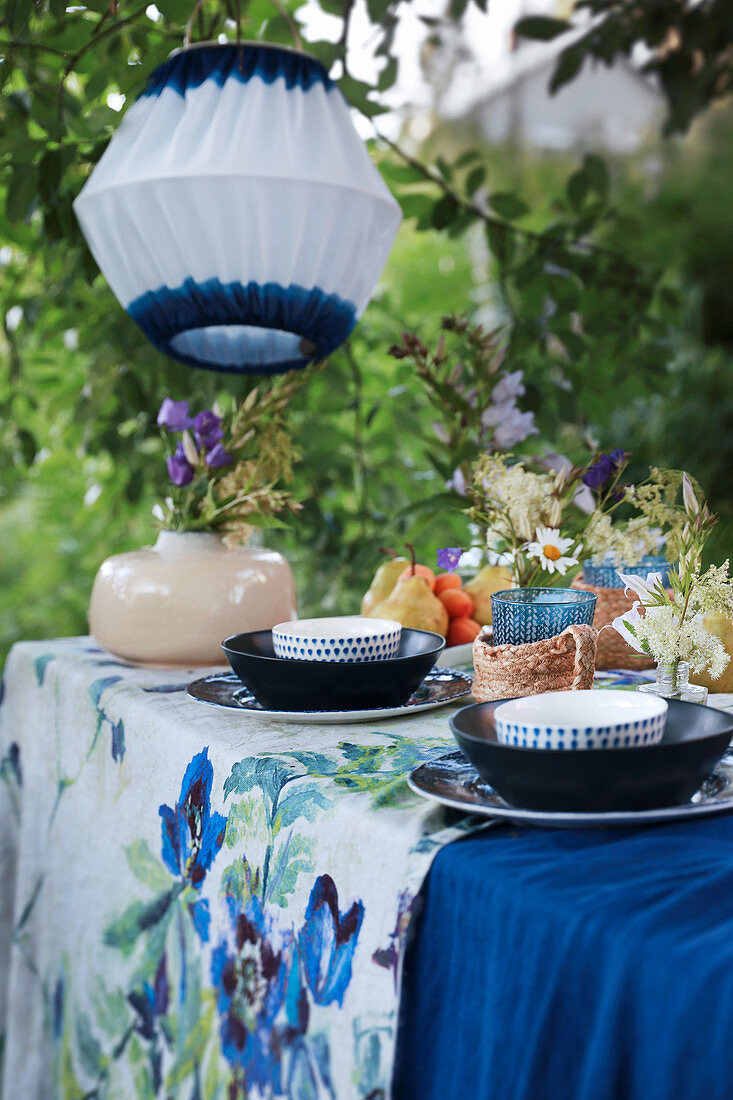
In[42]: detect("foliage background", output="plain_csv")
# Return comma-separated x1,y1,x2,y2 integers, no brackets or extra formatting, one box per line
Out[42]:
1,0,732,662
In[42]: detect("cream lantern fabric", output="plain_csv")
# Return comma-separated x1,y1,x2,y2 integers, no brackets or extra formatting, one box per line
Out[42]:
73,43,402,374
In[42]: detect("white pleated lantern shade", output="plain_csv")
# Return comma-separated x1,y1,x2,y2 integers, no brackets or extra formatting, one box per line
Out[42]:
73,43,402,374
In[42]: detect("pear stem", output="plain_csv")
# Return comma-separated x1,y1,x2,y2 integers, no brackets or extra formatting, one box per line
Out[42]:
405,542,417,576
379,547,397,560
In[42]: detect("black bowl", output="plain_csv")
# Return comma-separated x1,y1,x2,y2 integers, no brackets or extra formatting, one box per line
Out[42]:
451,698,733,813
222,628,445,712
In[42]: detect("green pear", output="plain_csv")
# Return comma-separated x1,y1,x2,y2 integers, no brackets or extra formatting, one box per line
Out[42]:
367,575,449,637
361,557,408,616
694,612,733,694
464,565,514,626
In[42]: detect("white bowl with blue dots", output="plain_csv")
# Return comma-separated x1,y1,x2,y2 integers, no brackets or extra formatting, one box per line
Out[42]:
494,690,668,751
272,617,402,663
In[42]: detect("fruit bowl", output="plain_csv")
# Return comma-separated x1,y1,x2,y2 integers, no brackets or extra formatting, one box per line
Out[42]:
222,628,445,711
451,697,733,812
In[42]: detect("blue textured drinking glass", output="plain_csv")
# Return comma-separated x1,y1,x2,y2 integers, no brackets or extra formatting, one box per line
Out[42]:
491,588,597,646
582,561,625,588
637,555,672,585
583,556,672,589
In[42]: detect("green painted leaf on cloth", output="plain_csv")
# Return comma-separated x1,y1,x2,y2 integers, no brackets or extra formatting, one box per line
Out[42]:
125,839,173,893
104,889,176,956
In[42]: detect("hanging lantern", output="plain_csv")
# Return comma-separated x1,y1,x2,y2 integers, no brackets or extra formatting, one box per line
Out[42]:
73,42,401,374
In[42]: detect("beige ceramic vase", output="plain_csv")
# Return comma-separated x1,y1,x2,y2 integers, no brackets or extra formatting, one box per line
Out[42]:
89,530,297,667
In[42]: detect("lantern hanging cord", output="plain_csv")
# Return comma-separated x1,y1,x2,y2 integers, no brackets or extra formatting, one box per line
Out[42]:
184,0,302,50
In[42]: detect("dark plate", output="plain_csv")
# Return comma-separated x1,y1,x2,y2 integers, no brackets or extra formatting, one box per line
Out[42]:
408,750,733,829
222,628,445,711
450,698,733,812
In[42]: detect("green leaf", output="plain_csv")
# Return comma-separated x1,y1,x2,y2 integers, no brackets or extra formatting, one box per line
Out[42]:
377,57,398,93
104,889,175,955
583,153,610,199
272,786,330,834
566,169,588,212
435,155,453,182
465,164,486,194
431,194,459,230
550,46,584,93
486,221,515,266
489,191,528,220
75,1013,105,1078
125,839,172,893
515,15,569,41
454,149,482,168
6,165,36,223
337,75,385,117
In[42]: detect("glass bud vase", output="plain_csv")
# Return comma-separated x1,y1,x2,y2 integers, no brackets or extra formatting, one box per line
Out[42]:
637,661,708,706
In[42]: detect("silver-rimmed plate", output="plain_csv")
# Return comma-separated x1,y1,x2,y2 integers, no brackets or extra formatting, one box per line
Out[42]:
187,667,473,724
409,750,733,828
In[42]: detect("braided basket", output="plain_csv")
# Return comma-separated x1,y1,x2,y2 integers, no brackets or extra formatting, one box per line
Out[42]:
571,577,655,671
472,623,597,703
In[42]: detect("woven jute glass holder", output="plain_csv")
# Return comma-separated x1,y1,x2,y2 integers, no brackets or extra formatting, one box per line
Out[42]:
472,623,598,703
571,578,655,671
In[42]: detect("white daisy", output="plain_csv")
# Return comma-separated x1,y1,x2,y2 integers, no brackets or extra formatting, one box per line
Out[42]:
526,526,579,576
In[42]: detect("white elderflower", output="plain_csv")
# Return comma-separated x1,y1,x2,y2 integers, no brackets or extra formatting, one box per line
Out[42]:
526,527,580,576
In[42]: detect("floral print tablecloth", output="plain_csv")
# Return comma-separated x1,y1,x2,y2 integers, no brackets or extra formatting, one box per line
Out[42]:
0,638,488,1100
2,640,728,1100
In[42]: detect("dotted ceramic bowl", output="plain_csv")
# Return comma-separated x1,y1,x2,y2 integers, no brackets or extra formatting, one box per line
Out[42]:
494,689,668,751
272,617,402,663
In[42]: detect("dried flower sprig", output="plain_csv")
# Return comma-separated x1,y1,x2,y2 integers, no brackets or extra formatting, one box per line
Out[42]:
612,474,733,678
389,315,538,496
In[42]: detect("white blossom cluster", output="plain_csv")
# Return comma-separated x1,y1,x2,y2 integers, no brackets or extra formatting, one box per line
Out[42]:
625,604,729,678
477,456,557,543
584,512,660,566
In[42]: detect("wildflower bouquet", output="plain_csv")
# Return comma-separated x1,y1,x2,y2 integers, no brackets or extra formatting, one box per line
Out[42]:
612,475,733,679
153,379,303,545
465,452,586,586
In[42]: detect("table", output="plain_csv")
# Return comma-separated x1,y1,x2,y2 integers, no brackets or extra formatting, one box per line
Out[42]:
393,813,733,1100
0,638,481,1099
2,638,732,1099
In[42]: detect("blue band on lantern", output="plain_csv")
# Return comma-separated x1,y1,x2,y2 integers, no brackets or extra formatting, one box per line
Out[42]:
142,44,334,99
128,276,357,375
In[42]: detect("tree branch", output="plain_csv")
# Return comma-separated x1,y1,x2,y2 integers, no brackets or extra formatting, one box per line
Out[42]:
374,129,634,265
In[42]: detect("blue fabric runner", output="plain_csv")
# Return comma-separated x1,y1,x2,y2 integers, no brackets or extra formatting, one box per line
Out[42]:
393,815,733,1099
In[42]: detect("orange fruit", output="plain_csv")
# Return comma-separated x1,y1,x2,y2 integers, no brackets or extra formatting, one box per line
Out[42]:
439,589,474,619
397,564,436,591
446,617,481,647
434,573,462,595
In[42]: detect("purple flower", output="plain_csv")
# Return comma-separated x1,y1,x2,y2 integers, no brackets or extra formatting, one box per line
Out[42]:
582,454,614,491
437,547,463,573
157,398,193,432
205,443,233,469
194,409,223,449
166,443,194,487
610,448,626,467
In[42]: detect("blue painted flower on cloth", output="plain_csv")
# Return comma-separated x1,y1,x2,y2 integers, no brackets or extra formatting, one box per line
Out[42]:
300,874,364,1007
212,896,297,1095
159,748,225,889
